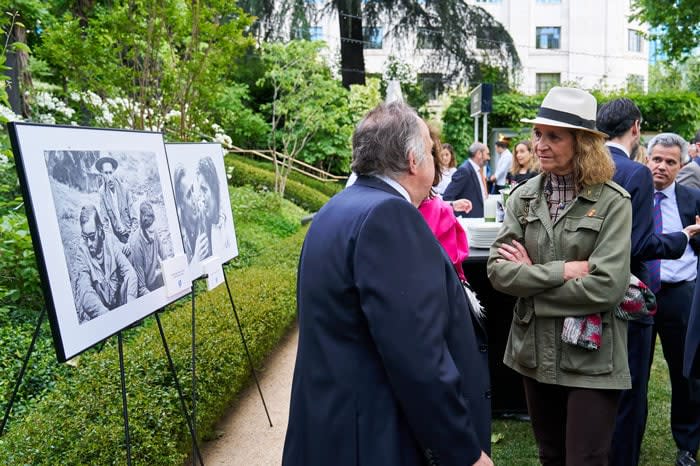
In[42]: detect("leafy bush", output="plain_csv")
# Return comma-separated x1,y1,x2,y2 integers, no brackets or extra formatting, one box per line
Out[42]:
0,188,307,464
226,155,332,211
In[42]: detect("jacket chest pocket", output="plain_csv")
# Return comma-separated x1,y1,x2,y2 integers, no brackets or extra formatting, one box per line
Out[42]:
560,312,613,375
563,216,603,260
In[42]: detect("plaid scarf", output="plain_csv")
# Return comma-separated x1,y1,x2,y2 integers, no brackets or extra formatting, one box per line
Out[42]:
544,172,576,222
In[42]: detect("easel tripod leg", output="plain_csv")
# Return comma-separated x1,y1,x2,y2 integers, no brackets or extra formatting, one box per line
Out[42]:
223,273,273,427
0,307,46,436
155,311,204,466
118,332,133,466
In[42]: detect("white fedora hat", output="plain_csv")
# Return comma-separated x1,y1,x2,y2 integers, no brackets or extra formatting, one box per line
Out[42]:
521,86,607,137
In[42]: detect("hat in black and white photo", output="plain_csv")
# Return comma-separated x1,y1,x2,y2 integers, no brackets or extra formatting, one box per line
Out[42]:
521,87,607,137
95,156,119,173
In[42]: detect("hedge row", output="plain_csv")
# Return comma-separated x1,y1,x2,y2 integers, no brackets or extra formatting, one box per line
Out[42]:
0,221,307,464
226,154,337,211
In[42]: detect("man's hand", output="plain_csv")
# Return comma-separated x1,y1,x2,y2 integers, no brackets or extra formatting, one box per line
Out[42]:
451,198,473,213
564,260,589,280
683,215,700,238
473,451,494,466
497,239,532,265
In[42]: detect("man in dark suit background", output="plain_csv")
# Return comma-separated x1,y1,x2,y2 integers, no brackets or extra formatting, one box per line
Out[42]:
645,133,700,466
443,142,490,218
282,102,493,466
597,98,693,466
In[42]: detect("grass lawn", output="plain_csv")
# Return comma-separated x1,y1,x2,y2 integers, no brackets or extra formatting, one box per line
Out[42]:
491,339,675,465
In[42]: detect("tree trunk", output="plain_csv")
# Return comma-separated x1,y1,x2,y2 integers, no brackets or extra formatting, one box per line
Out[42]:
5,22,32,117
336,0,365,88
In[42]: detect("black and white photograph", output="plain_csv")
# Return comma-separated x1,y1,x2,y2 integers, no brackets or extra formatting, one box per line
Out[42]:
8,123,190,362
165,143,238,278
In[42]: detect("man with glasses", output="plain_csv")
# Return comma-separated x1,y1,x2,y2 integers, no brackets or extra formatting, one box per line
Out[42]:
598,98,693,466
74,204,137,323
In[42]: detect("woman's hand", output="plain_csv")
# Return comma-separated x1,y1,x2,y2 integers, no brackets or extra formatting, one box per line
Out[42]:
451,198,472,213
497,240,532,265
563,260,589,280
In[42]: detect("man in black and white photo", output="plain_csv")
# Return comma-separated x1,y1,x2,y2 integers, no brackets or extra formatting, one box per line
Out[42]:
96,156,134,244
74,204,138,322
128,201,166,296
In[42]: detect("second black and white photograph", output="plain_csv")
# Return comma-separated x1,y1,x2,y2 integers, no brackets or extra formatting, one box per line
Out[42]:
165,142,238,278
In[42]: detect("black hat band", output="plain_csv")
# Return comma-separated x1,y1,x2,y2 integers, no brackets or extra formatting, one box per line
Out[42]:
538,107,596,130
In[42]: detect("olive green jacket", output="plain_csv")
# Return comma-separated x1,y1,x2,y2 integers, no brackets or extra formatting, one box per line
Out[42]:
487,174,632,390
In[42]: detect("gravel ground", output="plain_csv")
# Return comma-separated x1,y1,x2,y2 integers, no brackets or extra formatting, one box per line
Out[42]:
195,325,298,466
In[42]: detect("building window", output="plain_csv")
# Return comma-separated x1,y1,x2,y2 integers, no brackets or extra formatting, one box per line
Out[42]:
418,73,444,100
417,28,439,49
363,27,383,49
628,29,643,53
536,27,560,49
536,0,561,3
536,73,560,93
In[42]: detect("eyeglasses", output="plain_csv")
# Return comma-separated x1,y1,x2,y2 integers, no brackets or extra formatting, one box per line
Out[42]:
81,232,97,241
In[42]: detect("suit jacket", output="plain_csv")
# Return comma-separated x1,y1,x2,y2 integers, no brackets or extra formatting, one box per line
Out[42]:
678,161,700,191
677,183,700,378
610,145,687,286
443,164,484,218
283,175,491,466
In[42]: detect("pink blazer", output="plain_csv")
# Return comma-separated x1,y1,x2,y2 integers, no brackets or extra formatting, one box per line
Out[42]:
418,196,469,281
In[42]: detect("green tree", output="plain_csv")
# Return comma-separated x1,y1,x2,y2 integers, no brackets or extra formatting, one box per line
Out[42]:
632,0,700,60
36,0,254,139
242,0,520,90
259,40,350,194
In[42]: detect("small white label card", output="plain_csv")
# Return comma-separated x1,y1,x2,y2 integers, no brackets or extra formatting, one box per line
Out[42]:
161,254,191,297
201,256,224,291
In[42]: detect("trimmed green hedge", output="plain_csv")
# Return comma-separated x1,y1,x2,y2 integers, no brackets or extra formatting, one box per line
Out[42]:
226,154,339,210
0,187,308,464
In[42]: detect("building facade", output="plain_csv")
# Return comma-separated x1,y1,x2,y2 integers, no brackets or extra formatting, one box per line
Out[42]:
305,0,649,95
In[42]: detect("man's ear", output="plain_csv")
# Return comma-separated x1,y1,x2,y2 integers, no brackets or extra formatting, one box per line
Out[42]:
407,150,419,175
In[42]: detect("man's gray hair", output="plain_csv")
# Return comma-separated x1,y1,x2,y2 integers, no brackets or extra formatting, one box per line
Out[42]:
351,102,425,178
469,142,487,157
647,132,689,164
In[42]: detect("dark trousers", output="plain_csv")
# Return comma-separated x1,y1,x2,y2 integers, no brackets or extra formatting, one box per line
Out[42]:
609,320,653,466
652,280,700,454
523,377,620,466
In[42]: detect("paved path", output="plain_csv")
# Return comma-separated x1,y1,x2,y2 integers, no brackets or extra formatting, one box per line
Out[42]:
199,325,298,465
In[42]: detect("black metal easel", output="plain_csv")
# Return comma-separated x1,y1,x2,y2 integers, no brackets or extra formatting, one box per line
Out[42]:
1,305,204,466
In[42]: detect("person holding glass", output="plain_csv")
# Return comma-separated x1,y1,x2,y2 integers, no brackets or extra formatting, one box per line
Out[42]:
487,87,632,466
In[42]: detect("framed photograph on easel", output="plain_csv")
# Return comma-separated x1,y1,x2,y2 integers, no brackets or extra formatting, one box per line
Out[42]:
165,143,238,278
7,122,191,362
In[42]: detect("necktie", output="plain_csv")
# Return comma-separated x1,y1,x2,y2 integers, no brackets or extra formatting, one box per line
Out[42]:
647,191,665,293
480,167,488,199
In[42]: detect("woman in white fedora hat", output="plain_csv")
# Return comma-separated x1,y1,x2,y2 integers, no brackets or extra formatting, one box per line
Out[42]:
487,87,633,465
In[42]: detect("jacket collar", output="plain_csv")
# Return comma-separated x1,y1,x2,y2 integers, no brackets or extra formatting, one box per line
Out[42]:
354,175,406,200
516,173,605,202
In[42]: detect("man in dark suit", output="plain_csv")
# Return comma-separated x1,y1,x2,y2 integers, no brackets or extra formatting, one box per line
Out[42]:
443,142,490,218
282,102,493,466
645,133,700,466
597,99,698,466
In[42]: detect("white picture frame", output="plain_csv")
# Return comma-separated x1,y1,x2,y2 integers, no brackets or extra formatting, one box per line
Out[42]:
165,143,238,278
8,122,191,362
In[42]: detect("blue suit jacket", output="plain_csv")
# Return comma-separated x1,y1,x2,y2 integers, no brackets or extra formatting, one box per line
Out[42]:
672,183,700,378
283,176,491,466
610,145,687,286
443,165,484,218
